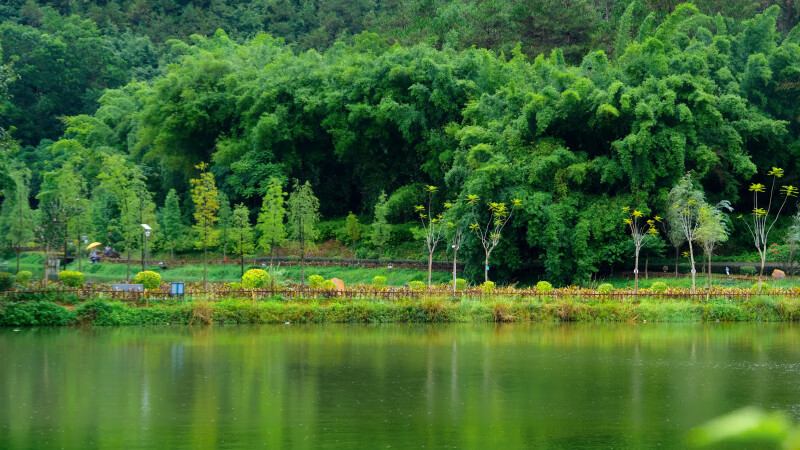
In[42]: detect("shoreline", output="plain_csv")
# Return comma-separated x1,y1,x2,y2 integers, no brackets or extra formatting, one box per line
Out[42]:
3,295,800,326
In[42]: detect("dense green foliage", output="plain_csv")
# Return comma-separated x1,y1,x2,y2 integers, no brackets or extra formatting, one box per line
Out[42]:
0,2,799,285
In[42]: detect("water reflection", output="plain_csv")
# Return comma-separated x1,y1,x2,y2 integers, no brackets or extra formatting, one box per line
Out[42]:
1,323,799,448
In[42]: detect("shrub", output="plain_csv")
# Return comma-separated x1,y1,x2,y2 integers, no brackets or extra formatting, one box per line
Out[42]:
0,272,14,291
408,280,425,291
58,270,84,287
740,266,757,276
536,281,553,293
322,280,336,290
308,274,325,289
242,269,271,289
597,283,614,294
372,276,387,288
229,282,243,290
481,281,495,293
752,282,771,293
651,281,668,293
0,301,75,326
134,271,162,290
455,278,467,291
15,270,32,286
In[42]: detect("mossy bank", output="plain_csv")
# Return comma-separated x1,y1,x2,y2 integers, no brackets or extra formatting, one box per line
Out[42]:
4,296,800,326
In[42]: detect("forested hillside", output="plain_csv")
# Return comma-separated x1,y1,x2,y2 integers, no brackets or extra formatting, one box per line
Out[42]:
0,1,799,284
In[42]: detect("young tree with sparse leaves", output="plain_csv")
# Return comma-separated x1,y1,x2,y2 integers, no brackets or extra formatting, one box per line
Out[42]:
467,194,522,283
345,212,360,254
696,201,732,289
444,201,465,295
739,167,798,290
415,185,446,287
622,207,660,293
370,191,390,259
0,167,33,272
190,162,220,287
669,174,705,293
257,177,287,263
160,189,183,264
288,180,320,286
230,203,254,276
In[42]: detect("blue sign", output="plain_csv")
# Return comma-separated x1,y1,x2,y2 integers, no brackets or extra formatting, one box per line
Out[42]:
171,282,185,295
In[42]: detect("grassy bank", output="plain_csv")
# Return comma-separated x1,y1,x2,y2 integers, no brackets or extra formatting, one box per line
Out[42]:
64,260,451,286
4,295,800,326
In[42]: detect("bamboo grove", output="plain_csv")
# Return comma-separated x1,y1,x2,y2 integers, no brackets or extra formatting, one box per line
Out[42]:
1,3,799,285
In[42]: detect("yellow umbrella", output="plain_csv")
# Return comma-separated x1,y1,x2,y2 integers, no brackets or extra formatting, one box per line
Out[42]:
86,242,102,251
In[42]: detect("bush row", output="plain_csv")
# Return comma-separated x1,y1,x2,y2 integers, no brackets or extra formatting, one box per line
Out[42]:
4,296,800,326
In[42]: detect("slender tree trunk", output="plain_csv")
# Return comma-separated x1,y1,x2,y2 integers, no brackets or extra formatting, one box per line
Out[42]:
452,247,458,295
77,232,82,273
707,250,712,290
126,248,131,282
379,246,382,260
300,223,305,286
759,249,766,291
63,231,68,273
44,246,49,284
427,251,433,286
645,254,648,279
142,233,146,272
634,248,640,293
241,253,245,277
170,244,174,266
674,245,679,278
17,191,23,273
688,241,696,293
203,246,208,288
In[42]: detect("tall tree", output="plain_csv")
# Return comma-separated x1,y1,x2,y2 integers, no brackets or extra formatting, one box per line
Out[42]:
0,167,33,272
230,203,255,276
739,168,798,290
696,201,732,290
190,162,220,287
415,185,446,287
467,194,522,283
287,179,320,286
669,174,705,293
662,205,686,277
160,189,183,264
445,201,465,295
345,212,360,254
257,177,287,263
97,155,147,282
622,206,660,293
36,162,87,272
370,190,390,259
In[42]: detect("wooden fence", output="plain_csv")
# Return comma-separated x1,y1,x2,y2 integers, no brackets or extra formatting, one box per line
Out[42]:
0,286,784,303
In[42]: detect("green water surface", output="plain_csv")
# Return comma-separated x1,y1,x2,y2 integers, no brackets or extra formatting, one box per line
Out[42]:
2,324,799,448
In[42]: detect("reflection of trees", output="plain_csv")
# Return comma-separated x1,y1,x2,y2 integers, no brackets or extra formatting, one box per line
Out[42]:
2,324,800,448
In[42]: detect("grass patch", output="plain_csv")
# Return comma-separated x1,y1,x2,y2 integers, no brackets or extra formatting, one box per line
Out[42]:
62,260,451,286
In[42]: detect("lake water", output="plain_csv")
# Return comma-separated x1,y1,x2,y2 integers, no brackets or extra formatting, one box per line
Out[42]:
2,324,799,448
